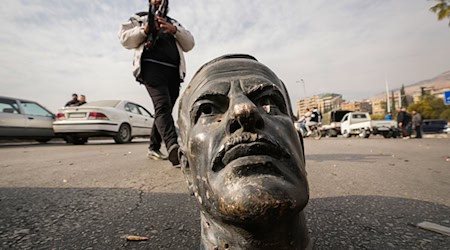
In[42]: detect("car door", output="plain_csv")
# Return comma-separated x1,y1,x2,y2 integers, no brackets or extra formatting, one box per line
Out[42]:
340,113,349,133
136,104,154,136
124,102,147,136
0,98,26,137
18,100,55,137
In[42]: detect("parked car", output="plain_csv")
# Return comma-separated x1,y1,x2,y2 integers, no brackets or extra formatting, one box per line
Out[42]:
422,119,448,133
444,124,450,134
371,120,400,138
340,112,399,138
320,110,351,137
0,96,56,142
53,100,154,144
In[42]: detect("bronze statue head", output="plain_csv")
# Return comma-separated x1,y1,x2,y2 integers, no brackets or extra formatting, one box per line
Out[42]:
178,54,310,249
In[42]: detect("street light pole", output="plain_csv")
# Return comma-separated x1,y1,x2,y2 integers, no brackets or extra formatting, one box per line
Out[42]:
296,79,307,97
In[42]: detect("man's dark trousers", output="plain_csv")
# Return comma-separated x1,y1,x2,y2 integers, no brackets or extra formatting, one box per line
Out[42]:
142,62,180,151
415,125,422,138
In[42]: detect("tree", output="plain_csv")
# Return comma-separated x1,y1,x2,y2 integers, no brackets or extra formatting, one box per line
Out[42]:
408,95,450,119
430,0,450,26
440,109,450,120
400,85,408,108
391,90,396,117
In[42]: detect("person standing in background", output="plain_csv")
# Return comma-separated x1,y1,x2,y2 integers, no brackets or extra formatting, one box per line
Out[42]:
412,110,423,138
385,112,392,120
65,93,80,107
77,95,87,106
398,107,412,139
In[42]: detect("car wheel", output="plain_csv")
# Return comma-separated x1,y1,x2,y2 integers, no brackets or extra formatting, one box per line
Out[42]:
392,131,398,138
67,136,87,145
383,131,393,138
327,130,337,137
358,129,370,138
114,124,132,144
342,130,350,138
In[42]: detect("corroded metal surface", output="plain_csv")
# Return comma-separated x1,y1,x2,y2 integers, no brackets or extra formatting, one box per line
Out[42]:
178,54,311,249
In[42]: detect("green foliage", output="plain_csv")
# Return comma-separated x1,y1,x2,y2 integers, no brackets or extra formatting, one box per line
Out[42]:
430,0,450,26
391,90,396,114
440,109,450,120
408,95,450,119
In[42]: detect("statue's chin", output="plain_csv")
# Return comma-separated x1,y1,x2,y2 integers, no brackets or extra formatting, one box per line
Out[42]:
205,156,308,223
213,181,307,224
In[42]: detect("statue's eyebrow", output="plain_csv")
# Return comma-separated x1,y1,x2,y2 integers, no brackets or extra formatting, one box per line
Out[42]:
195,90,227,102
244,81,282,97
189,91,229,126
194,81,231,102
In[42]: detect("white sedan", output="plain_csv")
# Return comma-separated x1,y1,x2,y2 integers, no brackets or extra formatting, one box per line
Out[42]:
53,100,154,144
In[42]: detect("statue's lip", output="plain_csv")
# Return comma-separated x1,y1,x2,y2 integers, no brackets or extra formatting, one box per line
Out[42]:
227,155,284,178
222,142,282,166
212,135,289,172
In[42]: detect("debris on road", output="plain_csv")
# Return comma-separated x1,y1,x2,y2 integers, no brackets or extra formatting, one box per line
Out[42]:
126,235,149,241
416,221,450,236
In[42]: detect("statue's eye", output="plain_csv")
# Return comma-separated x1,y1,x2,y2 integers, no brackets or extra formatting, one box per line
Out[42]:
199,103,215,116
256,95,286,115
192,96,228,125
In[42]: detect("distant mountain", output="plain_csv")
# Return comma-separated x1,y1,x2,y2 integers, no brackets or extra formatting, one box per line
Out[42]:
405,70,450,94
371,70,450,101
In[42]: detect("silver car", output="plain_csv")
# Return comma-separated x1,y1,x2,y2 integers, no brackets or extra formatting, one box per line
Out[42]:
0,96,55,142
53,100,154,144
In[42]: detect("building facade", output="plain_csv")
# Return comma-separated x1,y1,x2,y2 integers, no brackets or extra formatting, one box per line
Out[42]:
340,100,372,113
296,94,343,117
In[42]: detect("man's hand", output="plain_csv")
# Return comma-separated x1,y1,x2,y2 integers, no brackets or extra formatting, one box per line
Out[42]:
156,16,177,34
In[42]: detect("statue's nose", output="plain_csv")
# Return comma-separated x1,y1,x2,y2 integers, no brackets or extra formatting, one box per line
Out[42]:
227,96,264,134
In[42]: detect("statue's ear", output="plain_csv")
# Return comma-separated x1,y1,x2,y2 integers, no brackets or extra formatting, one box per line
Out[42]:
179,149,194,192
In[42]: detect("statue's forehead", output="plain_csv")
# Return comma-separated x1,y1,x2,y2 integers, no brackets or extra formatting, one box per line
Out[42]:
187,60,282,101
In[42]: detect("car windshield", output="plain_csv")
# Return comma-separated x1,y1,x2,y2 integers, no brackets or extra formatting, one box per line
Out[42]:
85,100,120,107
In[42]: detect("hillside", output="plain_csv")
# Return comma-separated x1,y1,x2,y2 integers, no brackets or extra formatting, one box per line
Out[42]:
405,70,450,94
371,70,450,101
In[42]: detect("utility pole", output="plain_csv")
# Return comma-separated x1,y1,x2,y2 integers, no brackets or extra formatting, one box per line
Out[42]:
385,79,390,113
391,90,396,116
296,79,307,97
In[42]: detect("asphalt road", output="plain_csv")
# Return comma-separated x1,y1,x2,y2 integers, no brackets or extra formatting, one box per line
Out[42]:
0,136,449,249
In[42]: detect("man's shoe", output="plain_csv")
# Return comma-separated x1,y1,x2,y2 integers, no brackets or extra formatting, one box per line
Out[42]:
147,149,168,160
168,144,180,166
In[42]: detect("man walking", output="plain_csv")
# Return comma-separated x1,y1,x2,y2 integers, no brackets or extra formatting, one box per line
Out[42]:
119,0,195,165
412,110,423,138
398,107,412,139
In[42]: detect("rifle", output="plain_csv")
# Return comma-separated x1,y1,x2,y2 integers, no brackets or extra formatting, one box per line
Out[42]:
145,0,168,49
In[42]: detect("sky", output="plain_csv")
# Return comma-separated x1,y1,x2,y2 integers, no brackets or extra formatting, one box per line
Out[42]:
1,0,449,115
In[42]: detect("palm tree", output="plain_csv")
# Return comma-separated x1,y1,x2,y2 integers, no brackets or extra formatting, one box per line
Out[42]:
430,0,450,26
